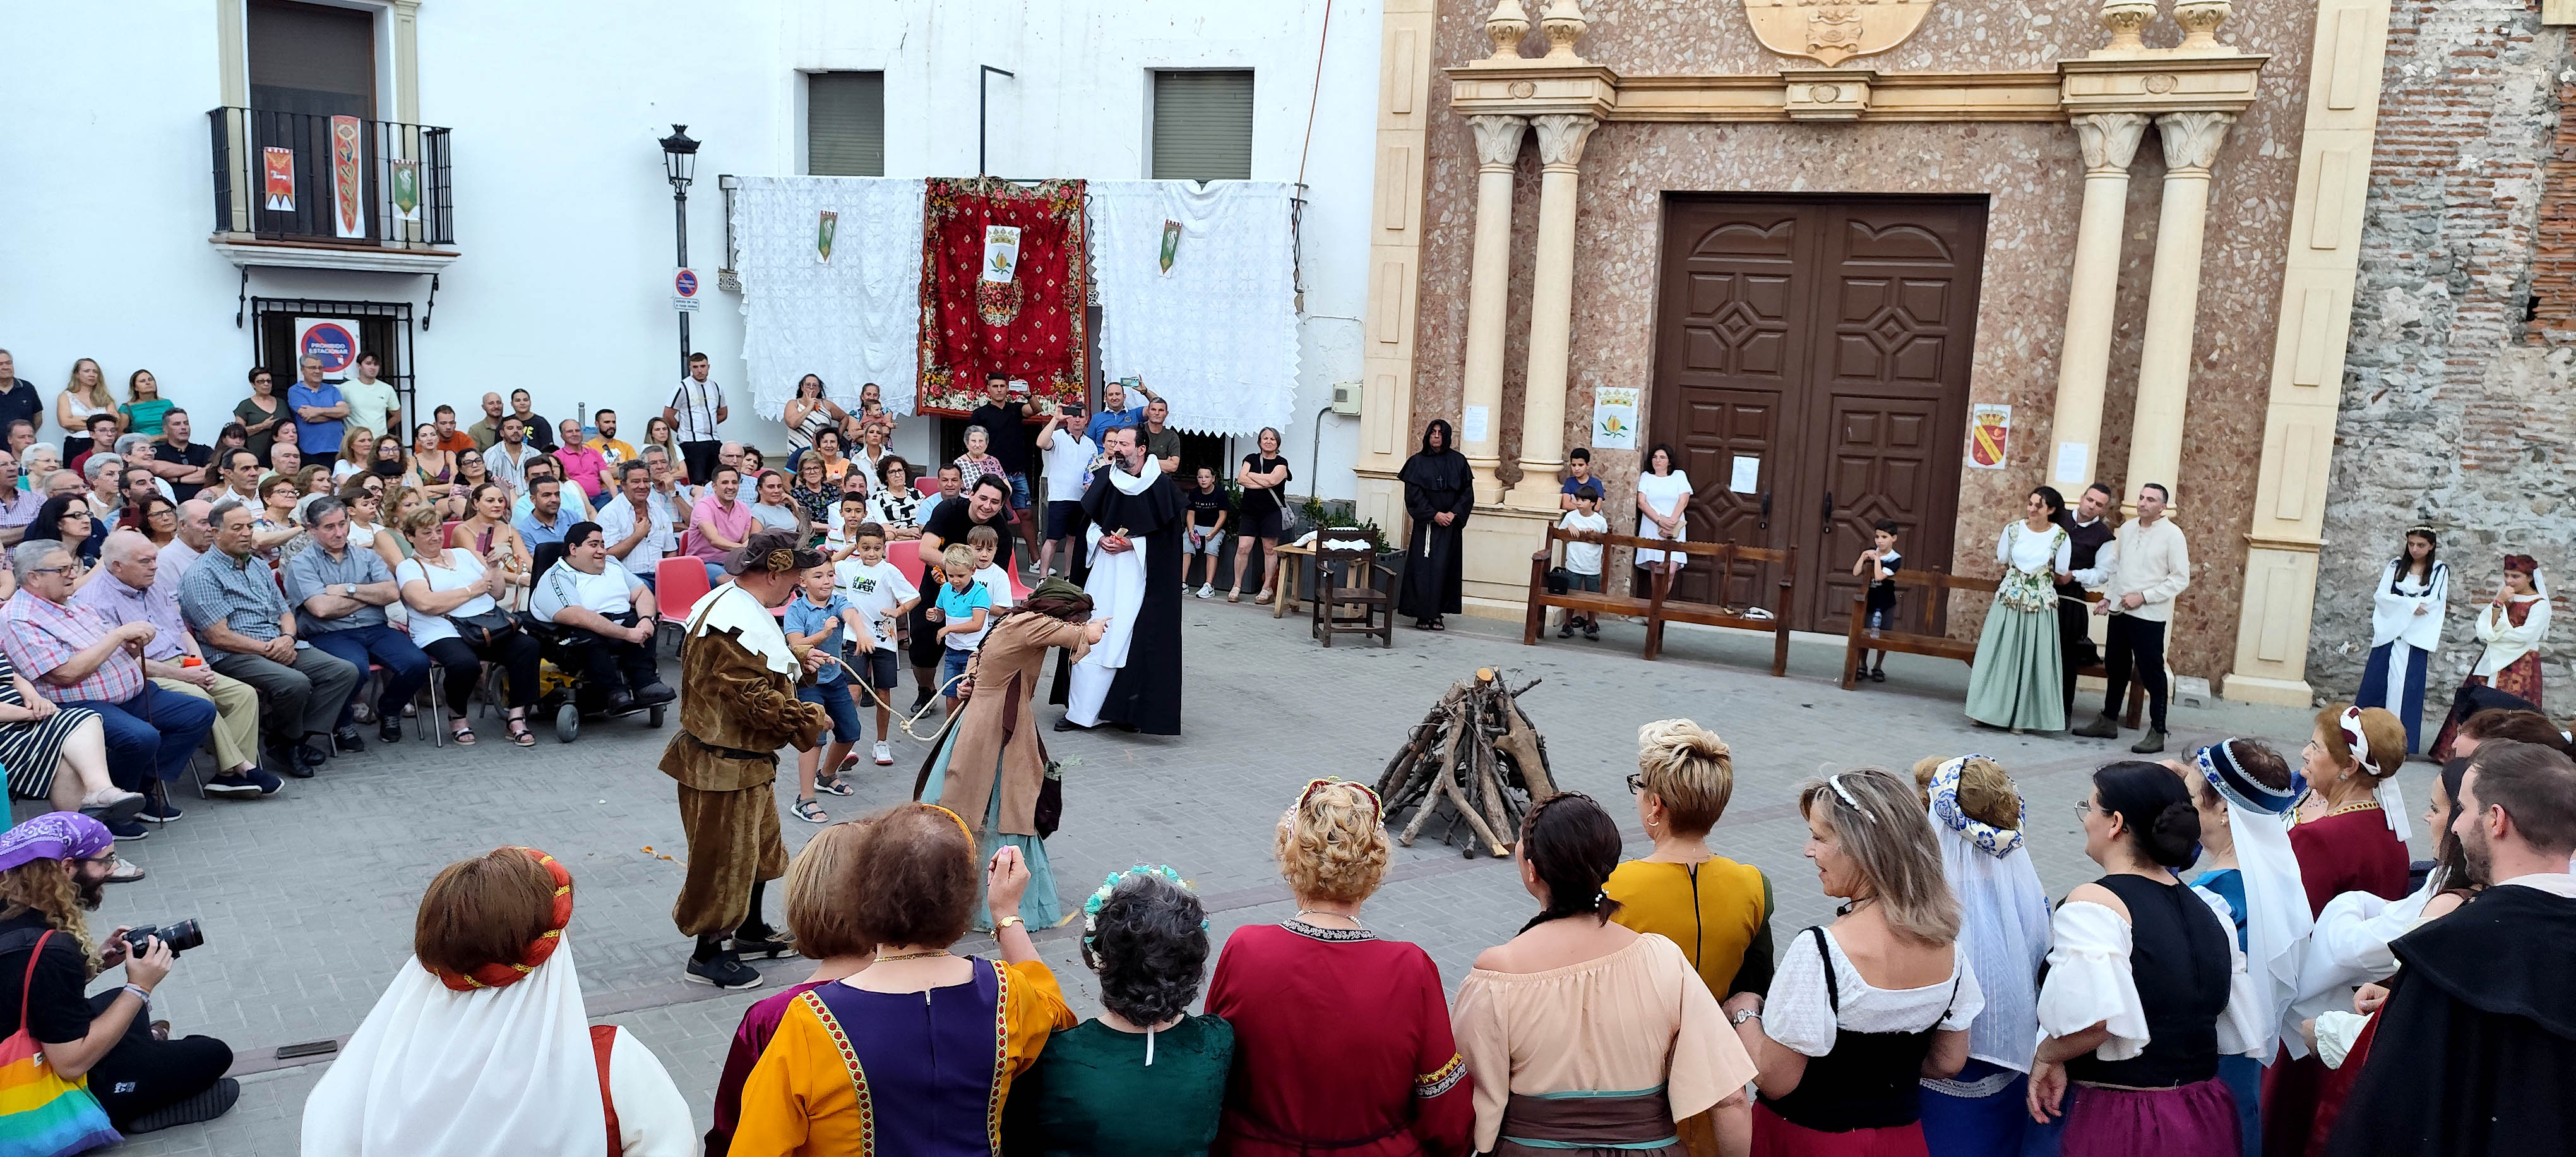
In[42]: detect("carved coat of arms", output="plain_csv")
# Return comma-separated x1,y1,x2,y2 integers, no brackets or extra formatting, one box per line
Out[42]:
1743,0,1940,68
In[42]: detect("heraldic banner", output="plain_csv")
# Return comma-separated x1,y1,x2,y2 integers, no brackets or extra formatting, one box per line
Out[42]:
915,177,1088,415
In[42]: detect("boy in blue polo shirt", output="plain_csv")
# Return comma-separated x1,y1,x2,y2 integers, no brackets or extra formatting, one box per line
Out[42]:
783,562,868,822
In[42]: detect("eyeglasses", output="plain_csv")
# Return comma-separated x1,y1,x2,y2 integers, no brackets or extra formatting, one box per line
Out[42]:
2072,801,2094,820
1626,772,1645,795
23,565,71,578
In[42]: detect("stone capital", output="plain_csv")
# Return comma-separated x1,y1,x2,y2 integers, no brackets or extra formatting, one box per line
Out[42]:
1467,114,1531,170
1530,113,1597,169
2154,110,2236,172
2072,112,2151,175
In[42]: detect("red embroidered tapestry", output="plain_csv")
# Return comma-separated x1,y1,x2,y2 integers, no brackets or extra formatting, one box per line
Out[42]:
915,177,1088,416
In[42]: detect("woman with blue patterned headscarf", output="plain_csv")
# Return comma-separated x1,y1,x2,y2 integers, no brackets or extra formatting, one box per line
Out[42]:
1917,755,2053,1157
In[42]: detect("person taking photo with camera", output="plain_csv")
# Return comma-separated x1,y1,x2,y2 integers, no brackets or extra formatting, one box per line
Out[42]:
0,812,236,1137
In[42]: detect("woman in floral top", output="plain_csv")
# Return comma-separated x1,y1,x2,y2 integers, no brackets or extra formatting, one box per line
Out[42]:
869,456,924,538
1964,487,2073,733
953,424,1005,493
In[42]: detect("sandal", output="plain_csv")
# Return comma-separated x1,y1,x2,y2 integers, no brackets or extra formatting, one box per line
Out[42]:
506,717,536,747
1227,589,1242,603
1254,587,1275,605
792,798,829,824
448,716,477,746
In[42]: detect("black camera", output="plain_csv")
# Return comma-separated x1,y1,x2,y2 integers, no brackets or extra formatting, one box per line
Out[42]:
122,920,205,957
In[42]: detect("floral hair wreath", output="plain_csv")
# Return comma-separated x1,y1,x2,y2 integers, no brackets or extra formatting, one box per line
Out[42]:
1082,864,1208,945
429,847,573,993
1928,756,2023,858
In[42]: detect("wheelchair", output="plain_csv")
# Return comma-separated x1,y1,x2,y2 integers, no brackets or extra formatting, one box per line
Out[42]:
522,544,672,743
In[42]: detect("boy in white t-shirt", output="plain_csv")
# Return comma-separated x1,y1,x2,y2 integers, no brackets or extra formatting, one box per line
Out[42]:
832,520,921,767
966,524,1015,618
1556,482,1608,640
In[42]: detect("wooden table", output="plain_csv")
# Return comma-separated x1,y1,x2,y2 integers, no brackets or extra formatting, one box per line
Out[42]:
1270,541,1315,618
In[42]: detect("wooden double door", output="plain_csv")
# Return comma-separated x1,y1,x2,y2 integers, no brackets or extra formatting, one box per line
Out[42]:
1647,196,1986,635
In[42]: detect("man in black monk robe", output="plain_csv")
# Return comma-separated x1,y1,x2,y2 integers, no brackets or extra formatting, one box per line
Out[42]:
2329,739,2576,1157
1397,419,1472,630
1051,425,1184,734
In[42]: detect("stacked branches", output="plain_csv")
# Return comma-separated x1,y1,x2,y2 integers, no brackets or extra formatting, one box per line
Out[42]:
1373,668,1558,858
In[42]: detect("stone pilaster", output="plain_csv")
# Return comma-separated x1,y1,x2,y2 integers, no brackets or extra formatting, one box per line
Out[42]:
1458,114,1530,504
2121,109,2236,514
2047,111,2150,491
1506,113,1597,509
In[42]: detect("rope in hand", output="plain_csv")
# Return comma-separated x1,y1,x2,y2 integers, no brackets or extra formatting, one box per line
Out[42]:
830,652,968,742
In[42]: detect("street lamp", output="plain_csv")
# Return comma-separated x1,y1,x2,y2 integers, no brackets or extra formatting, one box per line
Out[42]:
659,124,701,375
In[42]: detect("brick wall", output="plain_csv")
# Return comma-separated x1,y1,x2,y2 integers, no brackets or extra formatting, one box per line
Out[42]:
2313,1,2574,712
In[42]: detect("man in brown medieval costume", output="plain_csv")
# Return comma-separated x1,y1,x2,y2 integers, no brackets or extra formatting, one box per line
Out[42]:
660,528,832,988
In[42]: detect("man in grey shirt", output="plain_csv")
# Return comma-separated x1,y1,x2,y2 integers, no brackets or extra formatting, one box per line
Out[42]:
283,496,429,746
178,496,361,774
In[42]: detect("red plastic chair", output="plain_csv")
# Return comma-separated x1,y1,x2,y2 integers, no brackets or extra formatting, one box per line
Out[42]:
887,539,924,587
655,556,713,649
914,477,940,498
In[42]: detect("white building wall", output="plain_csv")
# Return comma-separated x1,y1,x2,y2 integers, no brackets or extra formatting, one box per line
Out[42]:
0,0,1374,500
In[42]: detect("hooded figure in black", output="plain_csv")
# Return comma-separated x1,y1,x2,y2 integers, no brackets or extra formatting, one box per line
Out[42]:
1047,424,1186,735
1397,419,1473,630
2327,740,2576,1157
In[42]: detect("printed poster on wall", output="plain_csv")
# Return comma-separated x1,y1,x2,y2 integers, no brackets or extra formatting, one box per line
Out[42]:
262,148,295,211
390,160,419,221
330,114,366,239
1592,387,1639,450
294,318,361,380
815,210,838,263
1967,404,2010,469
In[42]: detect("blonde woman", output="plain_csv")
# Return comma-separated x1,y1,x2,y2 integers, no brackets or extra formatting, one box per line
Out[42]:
57,358,118,459
1730,767,1981,1156
331,426,374,484
1609,719,1775,1001
374,485,424,570
1203,779,1474,1156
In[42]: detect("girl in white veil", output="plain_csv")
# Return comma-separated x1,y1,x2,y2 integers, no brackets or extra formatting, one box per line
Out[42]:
1916,755,2053,1157
301,848,694,1157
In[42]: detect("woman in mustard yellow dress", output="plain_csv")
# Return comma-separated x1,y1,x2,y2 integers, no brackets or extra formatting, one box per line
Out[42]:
1606,719,1775,1002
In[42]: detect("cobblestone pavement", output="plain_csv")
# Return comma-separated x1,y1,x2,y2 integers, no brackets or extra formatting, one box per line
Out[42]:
109,597,2393,1154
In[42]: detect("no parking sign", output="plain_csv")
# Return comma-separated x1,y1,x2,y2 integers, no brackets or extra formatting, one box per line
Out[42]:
294,318,361,379
672,267,701,313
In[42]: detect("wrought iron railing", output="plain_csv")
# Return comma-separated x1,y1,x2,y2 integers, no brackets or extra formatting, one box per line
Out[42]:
208,107,454,248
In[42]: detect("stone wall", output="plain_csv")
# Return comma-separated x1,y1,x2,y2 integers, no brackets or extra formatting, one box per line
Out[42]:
2312,1,2575,709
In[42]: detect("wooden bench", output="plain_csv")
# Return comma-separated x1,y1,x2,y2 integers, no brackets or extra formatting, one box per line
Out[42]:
1523,530,1798,674
1842,572,2142,726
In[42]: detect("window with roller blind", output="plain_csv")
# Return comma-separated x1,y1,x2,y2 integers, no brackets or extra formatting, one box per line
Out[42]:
1150,71,1253,182
806,71,885,177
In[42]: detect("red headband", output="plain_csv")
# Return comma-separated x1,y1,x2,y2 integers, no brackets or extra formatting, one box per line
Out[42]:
429,848,574,993
2503,555,2539,573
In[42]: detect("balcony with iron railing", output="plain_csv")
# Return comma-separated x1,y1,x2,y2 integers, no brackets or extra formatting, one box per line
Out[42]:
207,107,460,273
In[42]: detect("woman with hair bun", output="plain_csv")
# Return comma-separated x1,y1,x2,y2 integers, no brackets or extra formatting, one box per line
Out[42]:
1454,793,1757,1157
1731,767,1984,1157
1913,756,2053,1157
1607,719,1775,1002
1203,778,1474,1157
1003,866,1233,1156
2028,762,2263,1157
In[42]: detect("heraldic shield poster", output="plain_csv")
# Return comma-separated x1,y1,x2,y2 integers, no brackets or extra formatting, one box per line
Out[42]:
915,176,1088,415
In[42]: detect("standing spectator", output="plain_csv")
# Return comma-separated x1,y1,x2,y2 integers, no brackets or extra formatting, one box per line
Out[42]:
666,351,727,484
594,460,677,587
2069,483,2192,754
0,813,239,1134
531,521,672,715
783,373,845,453
338,351,400,438
1555,482,1607,638
1140,397,1183,475
641,415,684,479
1455,793,1758,1157
2028,762,2261,1157
1229,426,1292,605
780,563,865,823
284,496,430,748
138,409,210,503
0,349,41,441
286,356,350,472
2,540,218,824
2356,528,2447,754
78,532,282,797
688,467,754,585
1003,866,1236,1156
588,408,635,464
1916,755,2053,1157
1083,378,1159,445
1608,721,1774,1000
1033,402,1093,578
466,392,508,450
179,498,362,775
56,357,117,459
1633,441,1693,583
507,389,555,452
119,370,172,438
1558,445,1595,510
1852,519,1902,678
234,366,288,464
514,474,581,548
831,522,917,768
967,374,1042,553
1184,465,1231,598
705,820,878,1157
1731,767,1982,1156
393,507,540,747
1204,779,1476,1156
429,404,475,453
2430,555,2551,760
730,807,1074,1153
485,416,544,496
0,451,39,548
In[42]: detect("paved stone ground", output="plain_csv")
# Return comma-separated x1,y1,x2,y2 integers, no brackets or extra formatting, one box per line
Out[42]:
107,597,2412,1154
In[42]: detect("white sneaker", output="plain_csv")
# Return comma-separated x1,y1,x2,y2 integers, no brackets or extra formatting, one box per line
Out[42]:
873,740,894,766
1196,584,1215,599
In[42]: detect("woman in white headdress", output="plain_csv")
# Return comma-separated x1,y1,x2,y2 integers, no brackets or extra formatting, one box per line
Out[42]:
2354,529,2447,753
301,847,695,1157
2177,738,2311,1157
1914,755,2053,1157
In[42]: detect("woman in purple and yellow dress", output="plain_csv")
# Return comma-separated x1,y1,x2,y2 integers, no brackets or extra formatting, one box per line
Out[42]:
729,802,1075,1157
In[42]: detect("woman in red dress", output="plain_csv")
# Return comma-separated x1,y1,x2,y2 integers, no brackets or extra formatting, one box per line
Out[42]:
1205,778,1474,1157
2429,556,2551,760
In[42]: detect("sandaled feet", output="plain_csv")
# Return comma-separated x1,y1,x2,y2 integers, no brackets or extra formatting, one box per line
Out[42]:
792,798,829,824
448,716,478,745
506,717,536,747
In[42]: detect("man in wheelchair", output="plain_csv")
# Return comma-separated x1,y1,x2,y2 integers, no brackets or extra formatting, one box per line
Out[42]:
528,522,676,716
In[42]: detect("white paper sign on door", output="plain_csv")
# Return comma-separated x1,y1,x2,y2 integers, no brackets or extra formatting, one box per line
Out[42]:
1729,455,1761,493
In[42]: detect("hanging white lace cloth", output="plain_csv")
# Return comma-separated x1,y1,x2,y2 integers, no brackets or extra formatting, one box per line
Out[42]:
732,176,927,419
1087,180,1300,436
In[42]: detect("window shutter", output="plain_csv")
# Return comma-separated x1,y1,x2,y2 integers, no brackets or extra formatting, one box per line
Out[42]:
807,72,886,177
1151,71,1254,183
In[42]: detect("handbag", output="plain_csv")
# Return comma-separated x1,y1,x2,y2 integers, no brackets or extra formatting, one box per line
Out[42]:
1034,762,1065,841
0,931,120,1156
1545,566,1572,596
446,609,521,649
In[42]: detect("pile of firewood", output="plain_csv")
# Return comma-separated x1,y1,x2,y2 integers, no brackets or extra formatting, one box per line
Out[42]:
1373,668,1559,858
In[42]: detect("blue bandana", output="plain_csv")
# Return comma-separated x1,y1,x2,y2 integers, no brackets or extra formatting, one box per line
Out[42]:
2197,739,2302,817
1928,756,2024,858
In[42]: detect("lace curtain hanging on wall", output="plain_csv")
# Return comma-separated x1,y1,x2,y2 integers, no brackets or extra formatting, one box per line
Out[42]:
731,175,927,417
1087,180,1301,436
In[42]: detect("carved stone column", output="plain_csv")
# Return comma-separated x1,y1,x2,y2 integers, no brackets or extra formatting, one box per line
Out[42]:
1460,114,1529,501
2121,110,2235,513
2047,112,2150,491
1507,113,1597,509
